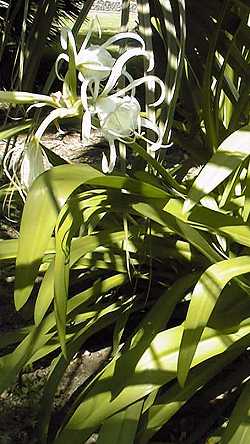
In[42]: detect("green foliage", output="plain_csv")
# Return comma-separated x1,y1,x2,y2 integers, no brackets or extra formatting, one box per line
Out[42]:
175,0,250,163
0,1,250,443
0,0,86,91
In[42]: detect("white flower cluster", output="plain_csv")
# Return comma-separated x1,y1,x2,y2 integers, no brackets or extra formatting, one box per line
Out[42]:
3,25,167,193
57,26,166,172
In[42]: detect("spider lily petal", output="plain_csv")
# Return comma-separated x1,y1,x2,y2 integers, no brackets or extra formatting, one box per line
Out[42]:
80,77,89,110
102,140,117,174
139,117,164,151
101,48,153,97
60,27,77,57
122,70,135,95
35,104,81,139
111,75,166,107
55,53,70,82
101,32,146,50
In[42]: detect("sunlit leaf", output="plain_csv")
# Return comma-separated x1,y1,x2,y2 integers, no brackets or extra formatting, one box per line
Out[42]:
15,164,103,310
54,320,250,444
178,256,250,386
0,119,32,140
97,400,144,444
140,332,250,443
184,126,250,212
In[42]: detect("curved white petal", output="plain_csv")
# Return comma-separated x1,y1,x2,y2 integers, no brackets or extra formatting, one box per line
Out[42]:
60,28,77,59
122,70,135,96
35,107,76,139
102,140,117,173
78,19,96,59
27,102,50,114
101,48,150,96
139,117,163,151
101,32,145,50
60,27,69,51
111,75,165,107
55,53,69,81
93,80,100,100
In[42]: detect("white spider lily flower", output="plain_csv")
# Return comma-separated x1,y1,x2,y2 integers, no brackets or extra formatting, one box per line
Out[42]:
95,95,140,173
94,93,169,172
20,136,48,189
77,45,115,82
57,27,148,102
96,95,140,139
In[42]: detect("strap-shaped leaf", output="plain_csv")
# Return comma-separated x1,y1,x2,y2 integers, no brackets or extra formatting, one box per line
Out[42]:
0,119,32,140
54,320,250,444
132,202,222,264
0,274,126,394
111,273,198,398
0,90,56,106
178,256,250,386
158,0,186,141
34,230,127,327
14,164,103,310
38,279,130,444
97,400,144,444
140,332,250,443
54,202,80,357
221,379,250,443
184,125,250,212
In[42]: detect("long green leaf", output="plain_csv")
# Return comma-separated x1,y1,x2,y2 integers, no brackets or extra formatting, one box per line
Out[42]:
221,379,250,443
139,332,250,443
111,273,198,398
54,201,81,357
0,238,56,261
0,90,56,106
0,274,126,394
34,230,127,325
178,256,250,386
97,400,144,444
54,320,250,444
15,163,171,311
0,119,32,140
184,125,250,212
132,202,222,263
38,282,131,444
157,0,186,141
14,164,103,310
